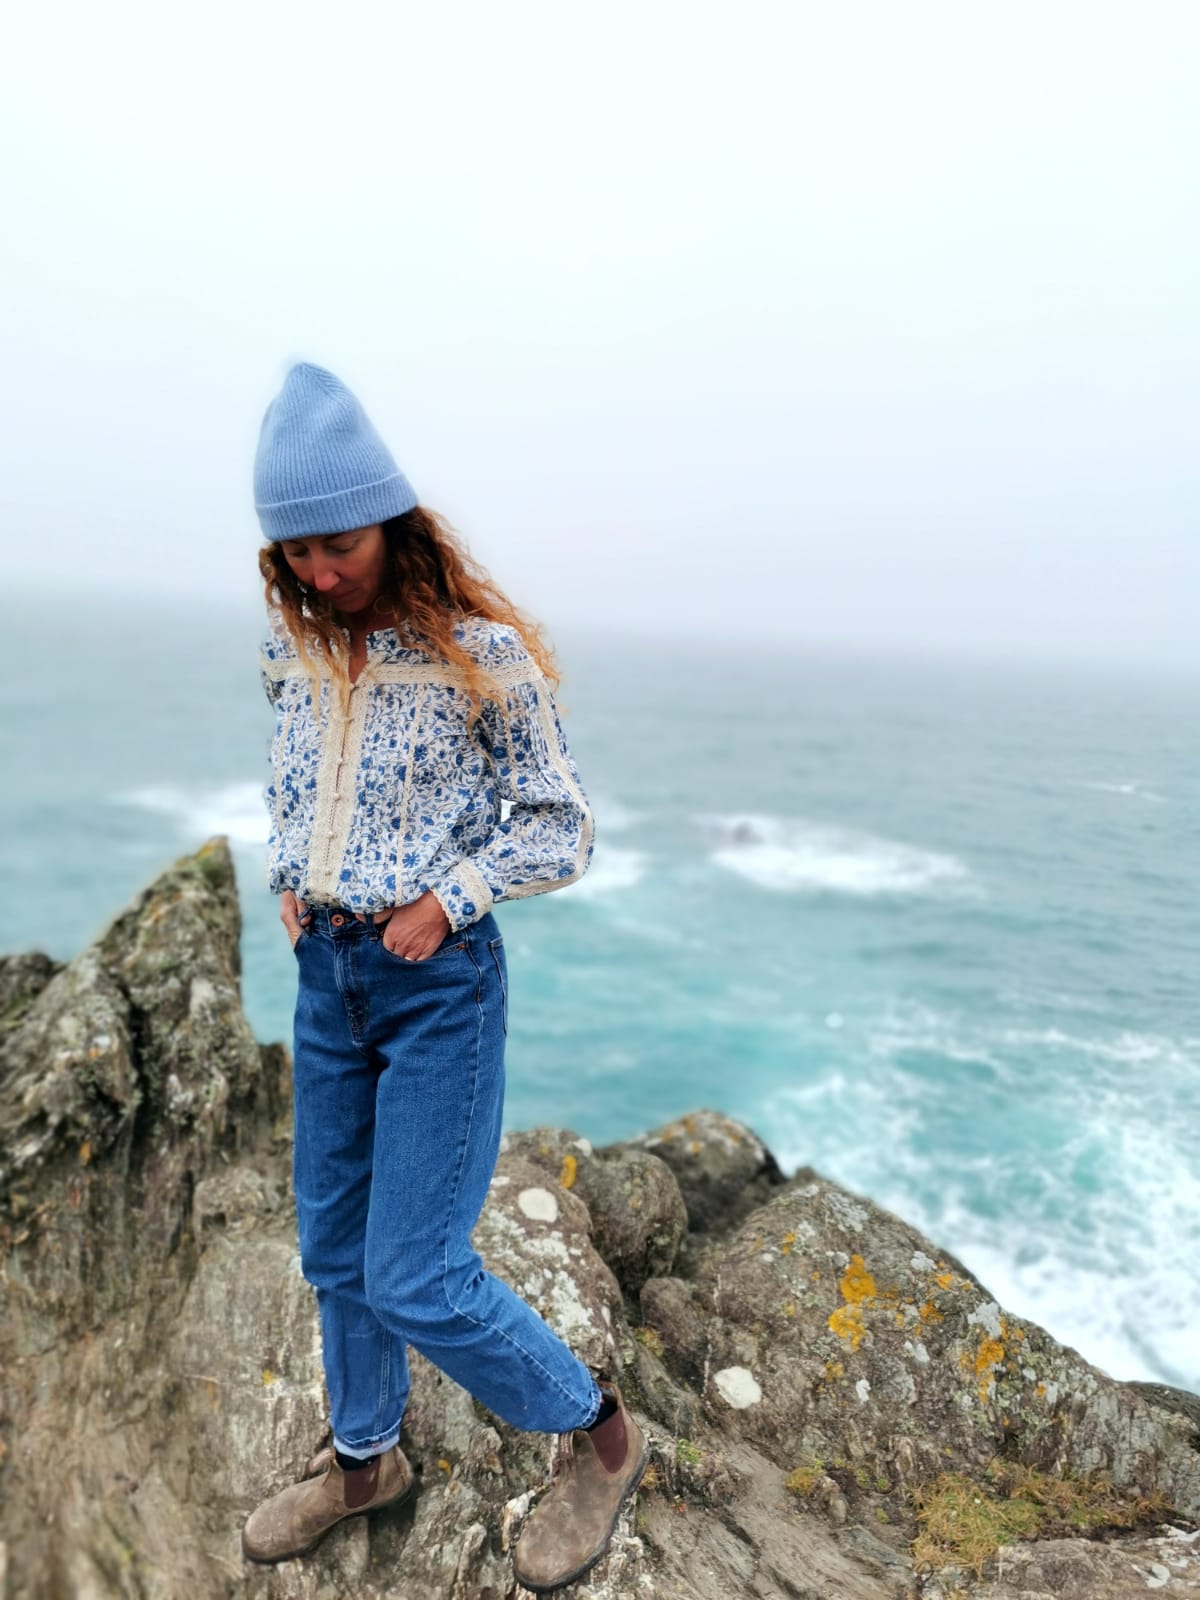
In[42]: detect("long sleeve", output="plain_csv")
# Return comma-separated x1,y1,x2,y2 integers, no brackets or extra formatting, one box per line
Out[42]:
425,659,595,933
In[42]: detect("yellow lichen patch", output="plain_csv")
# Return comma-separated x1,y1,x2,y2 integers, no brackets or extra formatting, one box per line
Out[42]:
261,1368,276,1385
973,1335,1007,1404
559,1153,577,1189
689,1140,701,1154
935,1271,956,1290
894,1311,906,1326
824,1359,845,1380
839,1254,876,1305
829,1304,865,1350
634,1326,665,1358
828,1254,877,1349
78,1141,92,1166
781,1231,796,1255
1036,1382,1046,1398
682,1114,697,1134
783,1301,796,1318
919,1300,944,1325
437,1458,452,1475
810,1270,821,1282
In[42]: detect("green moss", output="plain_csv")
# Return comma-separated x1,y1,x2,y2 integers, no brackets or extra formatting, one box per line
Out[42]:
785,1459,825,1496
911,1461,1175,1578
194,841,230,891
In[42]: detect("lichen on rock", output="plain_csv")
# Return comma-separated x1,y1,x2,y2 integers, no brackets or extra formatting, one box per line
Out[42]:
0,839,1196,1599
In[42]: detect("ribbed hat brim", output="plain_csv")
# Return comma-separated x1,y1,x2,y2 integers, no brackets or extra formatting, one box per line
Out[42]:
256,470,418,541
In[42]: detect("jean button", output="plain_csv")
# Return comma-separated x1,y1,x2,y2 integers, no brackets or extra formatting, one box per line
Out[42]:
331,913,345,927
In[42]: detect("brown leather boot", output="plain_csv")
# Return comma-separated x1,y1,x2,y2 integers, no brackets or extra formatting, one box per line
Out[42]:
512,1382,650,1593
241,1442,414,1563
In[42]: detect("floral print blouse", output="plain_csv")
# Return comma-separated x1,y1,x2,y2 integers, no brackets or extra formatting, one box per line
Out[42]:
258,611,594,932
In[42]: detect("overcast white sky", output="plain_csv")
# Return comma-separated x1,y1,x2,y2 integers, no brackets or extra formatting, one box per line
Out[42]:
3,2,1197,667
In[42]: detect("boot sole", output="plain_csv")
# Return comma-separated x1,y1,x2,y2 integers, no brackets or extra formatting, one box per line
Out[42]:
241,1474,415,1565
512,1438,651,1594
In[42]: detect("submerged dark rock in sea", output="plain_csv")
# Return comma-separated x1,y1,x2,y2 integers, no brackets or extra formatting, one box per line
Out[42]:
0,839,1197,1598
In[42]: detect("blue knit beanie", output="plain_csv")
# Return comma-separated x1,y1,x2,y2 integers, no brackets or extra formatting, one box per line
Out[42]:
254,362,418,542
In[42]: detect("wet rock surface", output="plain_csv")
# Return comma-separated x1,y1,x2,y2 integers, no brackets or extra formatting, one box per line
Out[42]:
0,840,1195,1599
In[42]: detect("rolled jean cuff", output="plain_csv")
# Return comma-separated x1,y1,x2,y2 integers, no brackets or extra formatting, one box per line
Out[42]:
333,1427,400,1460
573,1374,605,1431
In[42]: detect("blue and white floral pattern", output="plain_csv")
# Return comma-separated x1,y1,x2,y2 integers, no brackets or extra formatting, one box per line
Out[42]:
259,613,594,932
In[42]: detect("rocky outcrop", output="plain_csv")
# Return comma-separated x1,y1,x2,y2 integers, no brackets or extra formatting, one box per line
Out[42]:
0,839,1196,1599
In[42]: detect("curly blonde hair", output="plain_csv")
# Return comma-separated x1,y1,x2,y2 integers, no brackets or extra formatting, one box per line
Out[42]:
257,506,564,727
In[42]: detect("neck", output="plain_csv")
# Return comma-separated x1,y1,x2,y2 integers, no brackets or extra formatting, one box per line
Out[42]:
338,602,397,646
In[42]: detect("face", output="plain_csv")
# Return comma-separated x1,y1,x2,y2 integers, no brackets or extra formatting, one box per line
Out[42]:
278,524,387,615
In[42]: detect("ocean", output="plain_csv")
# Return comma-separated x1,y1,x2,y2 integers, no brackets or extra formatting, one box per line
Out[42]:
3,598,1196,1394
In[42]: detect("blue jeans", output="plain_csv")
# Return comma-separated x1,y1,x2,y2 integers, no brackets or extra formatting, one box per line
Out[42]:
290,904,602,1458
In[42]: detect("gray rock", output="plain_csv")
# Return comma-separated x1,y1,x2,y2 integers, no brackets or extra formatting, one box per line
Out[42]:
0,838,1196,1600
616,1108,787,1234
665,1170,1200,1536
920,1524,1200,1597
499,1125,688,1293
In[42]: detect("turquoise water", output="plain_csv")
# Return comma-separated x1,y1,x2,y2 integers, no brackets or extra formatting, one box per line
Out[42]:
3,599,1196,1392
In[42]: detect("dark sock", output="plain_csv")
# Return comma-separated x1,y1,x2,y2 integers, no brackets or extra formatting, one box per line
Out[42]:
585,1392,619,1431
335,1448,378,1472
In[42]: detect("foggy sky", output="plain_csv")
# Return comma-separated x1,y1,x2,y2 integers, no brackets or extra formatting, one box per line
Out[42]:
3,2,1197,668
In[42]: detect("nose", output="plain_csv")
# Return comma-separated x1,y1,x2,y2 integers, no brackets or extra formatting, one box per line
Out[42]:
308,552,342,592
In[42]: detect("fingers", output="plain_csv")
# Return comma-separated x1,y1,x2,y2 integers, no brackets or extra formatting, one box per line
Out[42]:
381,928,439,962
280,891,311,947
382,935,422,962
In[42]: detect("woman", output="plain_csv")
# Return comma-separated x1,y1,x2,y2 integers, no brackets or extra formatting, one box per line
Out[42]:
241,363,648,1591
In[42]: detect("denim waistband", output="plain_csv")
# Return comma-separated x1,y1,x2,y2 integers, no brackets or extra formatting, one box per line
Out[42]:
301,905,383,939
300,904,499,942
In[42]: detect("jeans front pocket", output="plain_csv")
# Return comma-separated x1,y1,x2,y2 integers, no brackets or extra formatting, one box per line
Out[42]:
488,936,508,1034
378,926,468,964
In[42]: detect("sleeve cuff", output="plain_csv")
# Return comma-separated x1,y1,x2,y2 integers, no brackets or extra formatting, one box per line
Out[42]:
427,858,496,933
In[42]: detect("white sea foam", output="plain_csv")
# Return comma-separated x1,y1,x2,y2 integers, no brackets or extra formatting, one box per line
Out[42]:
591,794,641,832
1078,780,1166,803
996,1025,1198,1073
570,846,648,899
911,1167,1200,1392
756,1020,1200,1391
826,996,1198,1085
699,812,973,898
116,782,269,846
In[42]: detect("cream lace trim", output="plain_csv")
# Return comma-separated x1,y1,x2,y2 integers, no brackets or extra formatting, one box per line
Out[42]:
489,678,593,903
307,675,373,900
258,652,538,694
454,857,495,917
